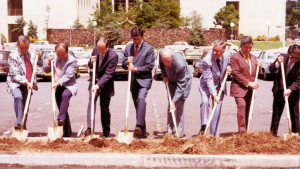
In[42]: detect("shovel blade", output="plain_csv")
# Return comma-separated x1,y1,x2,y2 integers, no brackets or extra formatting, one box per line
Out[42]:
117,131,133,144
11,129,28,142
47,126,63,141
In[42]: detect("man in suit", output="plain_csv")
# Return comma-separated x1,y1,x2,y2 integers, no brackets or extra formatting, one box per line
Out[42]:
159,48,192,138
7,35,43,130
270,44,300,136
230,36,262,133
122,27,155,138
43,42,78,137
83,37,118,138
198,40,231,137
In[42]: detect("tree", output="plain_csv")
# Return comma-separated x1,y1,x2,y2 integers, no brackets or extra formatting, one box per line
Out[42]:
12,16,27,35
181,16,192,28
73,17,84,29
213,4,239,31
1,34,7,43
27,20,38,39
43,4,51,33
287,9,300,30
96,23,123,48
151,19,170,29
115,4,137,28
188,11,205,46
89,0,117,28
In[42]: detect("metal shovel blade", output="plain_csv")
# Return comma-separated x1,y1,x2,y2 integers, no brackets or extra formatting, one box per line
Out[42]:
47,126,63,141
11,129,28,142
117,131,133,144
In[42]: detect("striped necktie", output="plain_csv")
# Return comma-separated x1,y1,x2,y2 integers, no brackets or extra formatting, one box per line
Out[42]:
55,60,62,82
24,53,32,82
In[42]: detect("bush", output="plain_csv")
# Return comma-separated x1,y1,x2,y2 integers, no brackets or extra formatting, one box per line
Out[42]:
95,23,123,48
28,37,47,43
1,33,7,43
274,35,280,41
238,33,244,40
249,35,253,40
268,37,275,41
256,35,266,41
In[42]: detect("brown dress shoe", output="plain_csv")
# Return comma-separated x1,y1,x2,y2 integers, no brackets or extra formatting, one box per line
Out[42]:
58,120,65,126
134,126,142,136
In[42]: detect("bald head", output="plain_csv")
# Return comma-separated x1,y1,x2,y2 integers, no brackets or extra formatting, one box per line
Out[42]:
97,37,108,55
160,48,173,67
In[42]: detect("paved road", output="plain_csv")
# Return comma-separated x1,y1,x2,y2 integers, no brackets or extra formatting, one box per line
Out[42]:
0,65,290,138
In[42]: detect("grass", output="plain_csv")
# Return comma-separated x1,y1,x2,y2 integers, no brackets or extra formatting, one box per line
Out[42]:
228,40,289,50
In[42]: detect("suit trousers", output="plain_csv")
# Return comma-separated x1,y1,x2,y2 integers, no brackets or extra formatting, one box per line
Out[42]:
167,84,185,137
55,86,72,137
87,91,111,137
12,85,30,129
234,89,253,133
131,82,149,133
200,89,224,137
270,90,299,135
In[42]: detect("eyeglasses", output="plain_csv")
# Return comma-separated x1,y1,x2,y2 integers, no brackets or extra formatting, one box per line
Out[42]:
289,55,300,60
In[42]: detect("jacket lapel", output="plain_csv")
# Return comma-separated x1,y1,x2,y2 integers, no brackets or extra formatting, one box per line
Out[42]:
238,51,251,75
133,42,145,64
19,55,26,73
98,50,110,73
211,54,220,77
250,54,256,75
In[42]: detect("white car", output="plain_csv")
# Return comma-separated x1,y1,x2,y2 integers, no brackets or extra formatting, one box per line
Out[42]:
164,42,194,51
114,42,133,50
69,47,87,53
30,41,55,50
72,51,90,72
257,49,287,80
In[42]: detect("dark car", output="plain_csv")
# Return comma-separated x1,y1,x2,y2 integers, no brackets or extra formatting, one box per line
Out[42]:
0,50,10,77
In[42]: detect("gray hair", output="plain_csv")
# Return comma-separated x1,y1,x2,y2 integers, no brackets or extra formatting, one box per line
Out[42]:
17,35,30,45
240,36,253,46
211,40,226,51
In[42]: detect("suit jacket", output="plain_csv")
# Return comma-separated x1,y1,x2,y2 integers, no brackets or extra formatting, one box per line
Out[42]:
159,50,192,104
230,51,257,97
199,51,230,96
122,41,155,91
270,53,300,100
88,48,118,97
6,49,43,93
43,54,78,96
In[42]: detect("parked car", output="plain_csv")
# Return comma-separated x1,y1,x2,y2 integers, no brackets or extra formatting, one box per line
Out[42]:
257,49,287,80
184,49,203,64
164,41,194,51
0,50,10,77
72,51,90,72
226,42,239,51
250,49,261,58
152,49,185,80
113,49,128,76
30,41,55,50
69,47,87,53
114,42,133,50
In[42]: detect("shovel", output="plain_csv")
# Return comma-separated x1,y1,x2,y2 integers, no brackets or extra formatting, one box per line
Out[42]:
47,58,63,141
204,71,229,136
117,62,134,144
280,62,298,139
11,54,39,142
166,83,179,138
247,65,260,131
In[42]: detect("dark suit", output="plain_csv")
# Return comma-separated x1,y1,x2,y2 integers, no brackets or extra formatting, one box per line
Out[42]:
122,41,155,134
86,48,118,137
230,51,258,133
270,54,300,135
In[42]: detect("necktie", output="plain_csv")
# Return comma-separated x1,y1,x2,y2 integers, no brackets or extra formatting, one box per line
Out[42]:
135,45,139,57
55,60,62,83
245,55,251,73
24,54,32,82
98,54,103,68
216,59,221,71
286,62,292,75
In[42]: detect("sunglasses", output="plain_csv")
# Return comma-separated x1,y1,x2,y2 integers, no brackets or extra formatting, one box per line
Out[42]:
289,55,300,59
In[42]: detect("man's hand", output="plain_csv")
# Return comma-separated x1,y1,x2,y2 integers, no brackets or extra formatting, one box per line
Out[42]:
213,95,220,104
128,64,136,71
26,82,33,91
91,56,97,63
51,82,59,90
248,82,259,89
48,52,54,61
163,77,169,84
226,67,232,75
277,55,284,65
127,56,133,64
91,85,99,94
283,89,291,98
257,61,262,68
169,101,176,113
36,49,41,60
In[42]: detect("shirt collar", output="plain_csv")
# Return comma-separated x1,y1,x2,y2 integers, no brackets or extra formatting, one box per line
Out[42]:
18,50,28,57
240,50,250,59
100,49,108,58
135,40,144,50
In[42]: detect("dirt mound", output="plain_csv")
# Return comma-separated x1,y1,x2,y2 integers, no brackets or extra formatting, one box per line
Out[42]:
89,138,109,148
129,140,148,149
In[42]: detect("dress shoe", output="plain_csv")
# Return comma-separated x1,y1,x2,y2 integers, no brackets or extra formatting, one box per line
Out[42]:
57,120,65,126
134,126,142,136
14,125,21,130
83,128,91,136
198,129,205,135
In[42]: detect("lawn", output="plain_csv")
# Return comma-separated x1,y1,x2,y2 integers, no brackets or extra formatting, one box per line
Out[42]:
229,41,289,50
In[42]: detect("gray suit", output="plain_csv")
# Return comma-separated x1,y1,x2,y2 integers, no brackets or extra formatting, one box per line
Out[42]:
159,50,192,137
198,51,230,137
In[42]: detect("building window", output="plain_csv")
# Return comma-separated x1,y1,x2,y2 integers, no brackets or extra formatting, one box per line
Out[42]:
7,0,23,16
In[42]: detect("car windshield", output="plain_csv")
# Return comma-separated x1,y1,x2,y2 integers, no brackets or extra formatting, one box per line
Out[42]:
115,51,124,61
185,49,201,55
268,52,281,60
74,53,90,59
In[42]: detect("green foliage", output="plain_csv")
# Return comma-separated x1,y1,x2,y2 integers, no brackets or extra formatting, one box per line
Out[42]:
43,4,51,33
238,33,244,40
188,11,205,46
73,17,84,29
89,0,117,28
27,20,38,39
96,23,123,48
116,4,137,28
256,35,266,41
181,15,192,28
151,19,170,29
274,35,280,41
287,9,300,30
1,33,7,43
249,35,253,40
12,16,27,34
134,0,182,29
213,4,239,30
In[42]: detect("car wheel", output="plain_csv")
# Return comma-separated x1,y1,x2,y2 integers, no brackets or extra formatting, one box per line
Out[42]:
263,71,269,80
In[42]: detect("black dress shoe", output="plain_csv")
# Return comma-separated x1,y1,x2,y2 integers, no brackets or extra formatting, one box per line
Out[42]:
198,129,205,135
14,125,21,129
134,126,142,136
83,128,91,136
57,120,65,126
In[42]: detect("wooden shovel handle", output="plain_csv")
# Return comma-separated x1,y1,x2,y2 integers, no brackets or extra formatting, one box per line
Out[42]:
166,83,179,138
91,61,96,136
125,63,132,133
51,60,57,129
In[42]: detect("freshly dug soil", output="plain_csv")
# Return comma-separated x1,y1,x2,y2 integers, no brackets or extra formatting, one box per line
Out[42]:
1,132,300,154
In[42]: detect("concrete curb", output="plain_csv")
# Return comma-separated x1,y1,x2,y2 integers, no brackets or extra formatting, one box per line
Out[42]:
1,153,300,168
